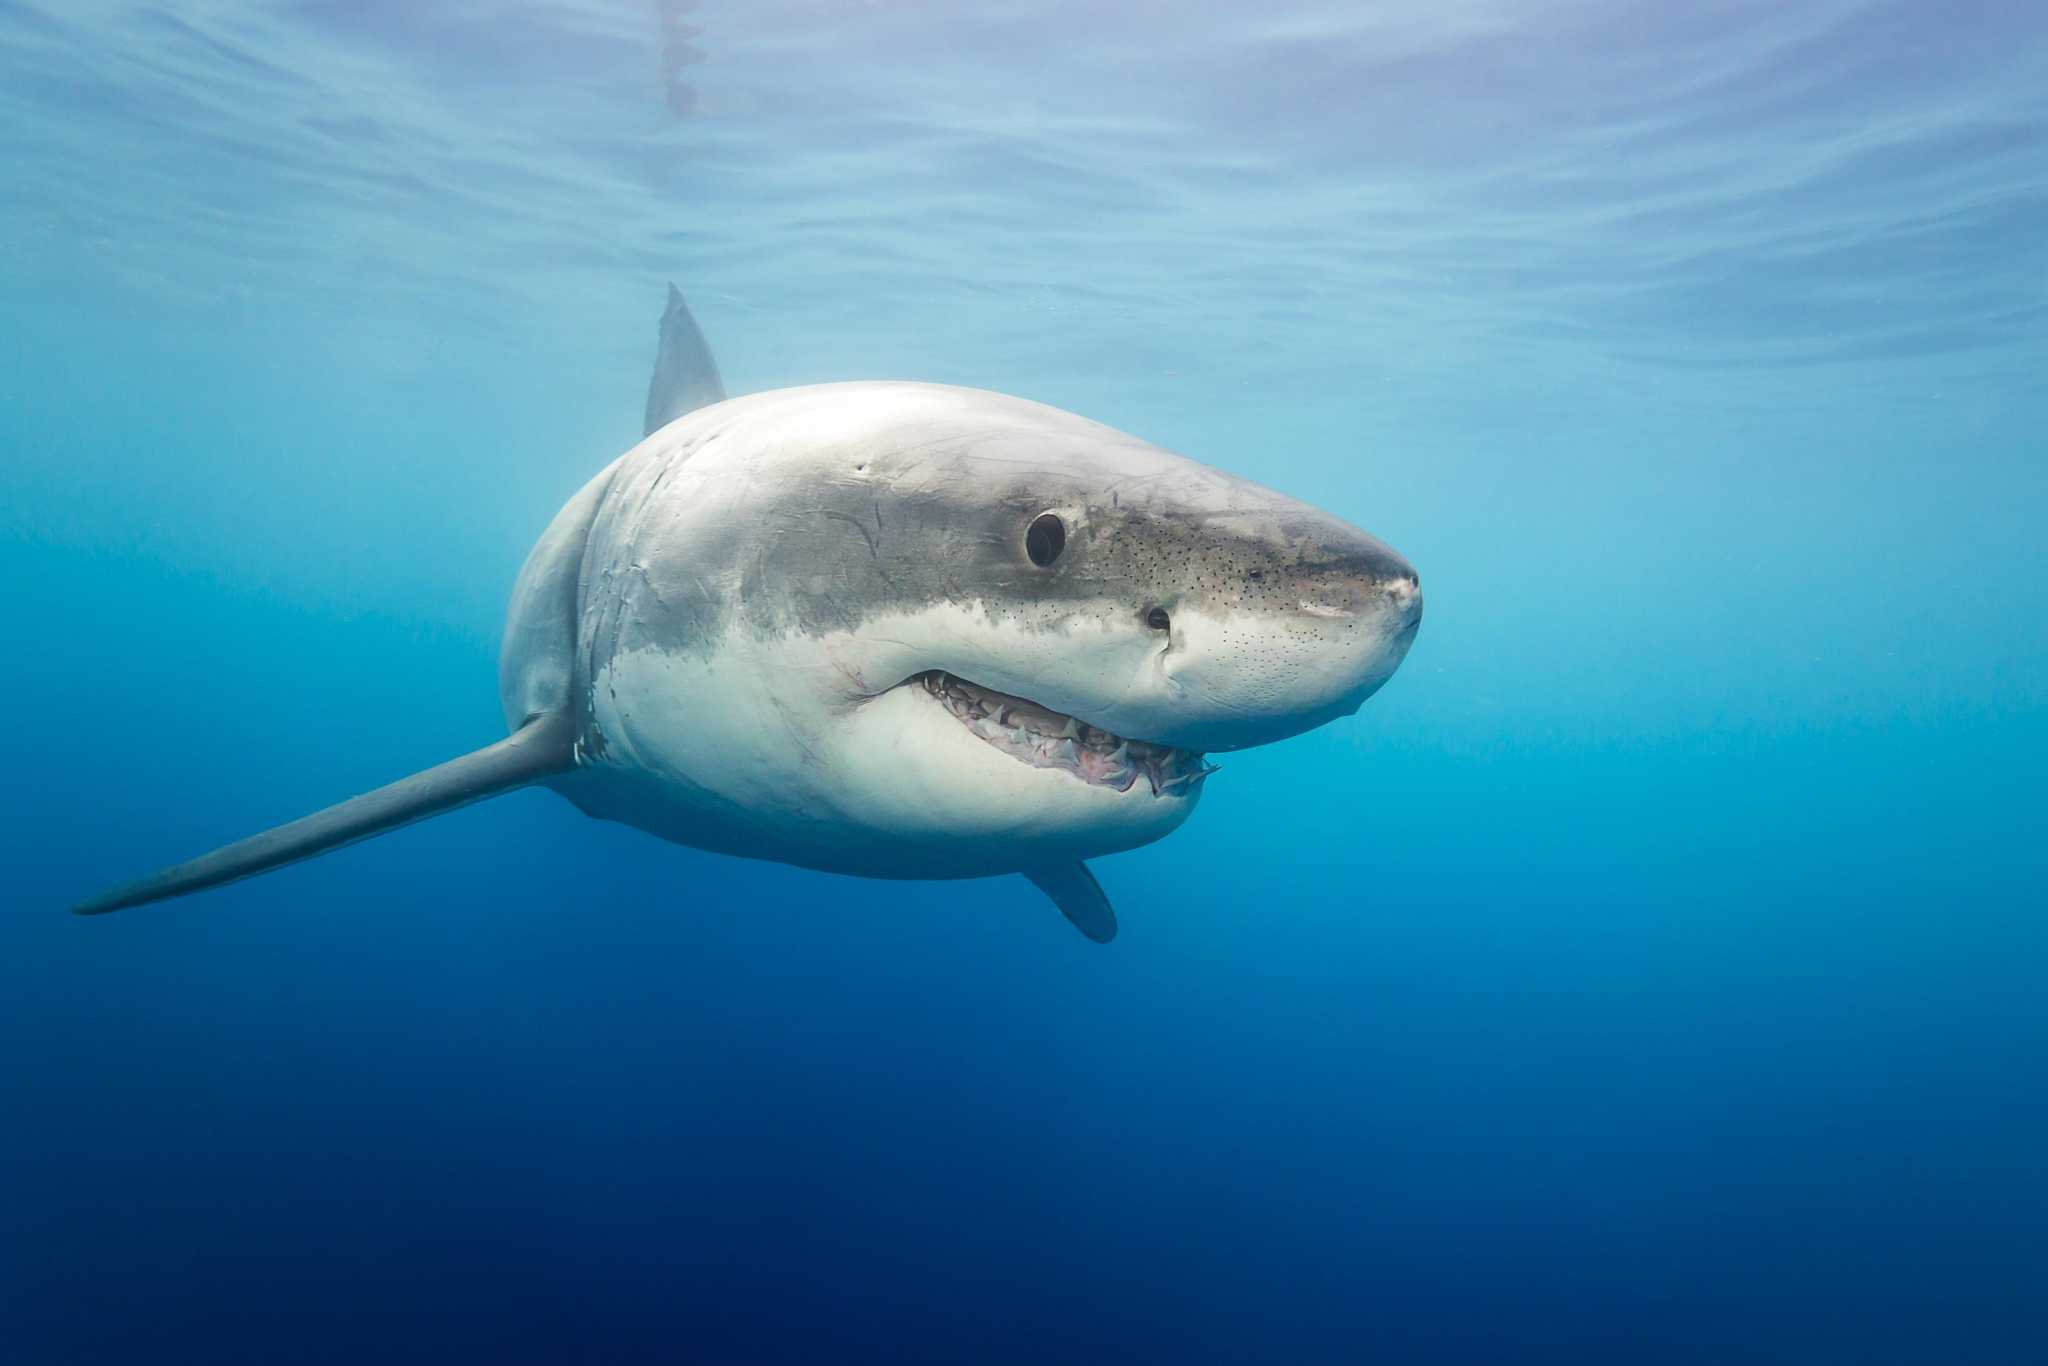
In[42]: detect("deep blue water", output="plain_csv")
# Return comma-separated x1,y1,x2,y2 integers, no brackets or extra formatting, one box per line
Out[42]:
5,3,2046,1362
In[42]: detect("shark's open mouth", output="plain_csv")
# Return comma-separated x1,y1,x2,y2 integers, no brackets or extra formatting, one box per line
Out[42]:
918,671,1216,797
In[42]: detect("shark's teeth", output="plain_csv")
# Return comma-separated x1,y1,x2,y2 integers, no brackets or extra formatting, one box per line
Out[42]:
1156,762,1219,796
916,671,1209,799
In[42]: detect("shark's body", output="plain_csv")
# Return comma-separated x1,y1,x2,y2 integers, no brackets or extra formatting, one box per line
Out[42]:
78,289,1422,940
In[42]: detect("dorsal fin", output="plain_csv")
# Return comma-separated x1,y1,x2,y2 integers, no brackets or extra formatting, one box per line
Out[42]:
643,281,726,436
72,713,579,915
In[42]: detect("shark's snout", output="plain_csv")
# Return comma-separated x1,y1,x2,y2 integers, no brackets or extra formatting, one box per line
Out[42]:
1380,563,1423,636
1114,519,1422,754
1301,556,1419,622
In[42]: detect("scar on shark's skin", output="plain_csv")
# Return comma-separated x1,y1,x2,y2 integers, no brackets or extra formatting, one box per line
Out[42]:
75,284,1422,943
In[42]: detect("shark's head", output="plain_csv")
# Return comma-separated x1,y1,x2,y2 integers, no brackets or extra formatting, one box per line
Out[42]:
971,458,1423,756
574,383,1421,875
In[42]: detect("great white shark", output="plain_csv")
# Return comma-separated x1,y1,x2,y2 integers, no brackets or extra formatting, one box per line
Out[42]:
76,286,1423,941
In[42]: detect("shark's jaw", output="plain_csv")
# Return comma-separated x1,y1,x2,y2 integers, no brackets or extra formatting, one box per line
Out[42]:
915,670,1218,798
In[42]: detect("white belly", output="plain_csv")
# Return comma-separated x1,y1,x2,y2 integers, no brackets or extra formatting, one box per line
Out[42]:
576,621,1198,879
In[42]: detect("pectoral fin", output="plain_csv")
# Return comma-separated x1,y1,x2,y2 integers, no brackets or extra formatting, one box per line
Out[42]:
1024,861,1117,943
73,711,579,916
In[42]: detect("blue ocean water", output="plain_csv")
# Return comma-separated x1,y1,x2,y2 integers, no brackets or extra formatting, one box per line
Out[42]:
3,2,2045,1361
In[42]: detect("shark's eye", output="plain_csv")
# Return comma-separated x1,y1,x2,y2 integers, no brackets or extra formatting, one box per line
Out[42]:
1025,513,1066,567
1145,607,1171,631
